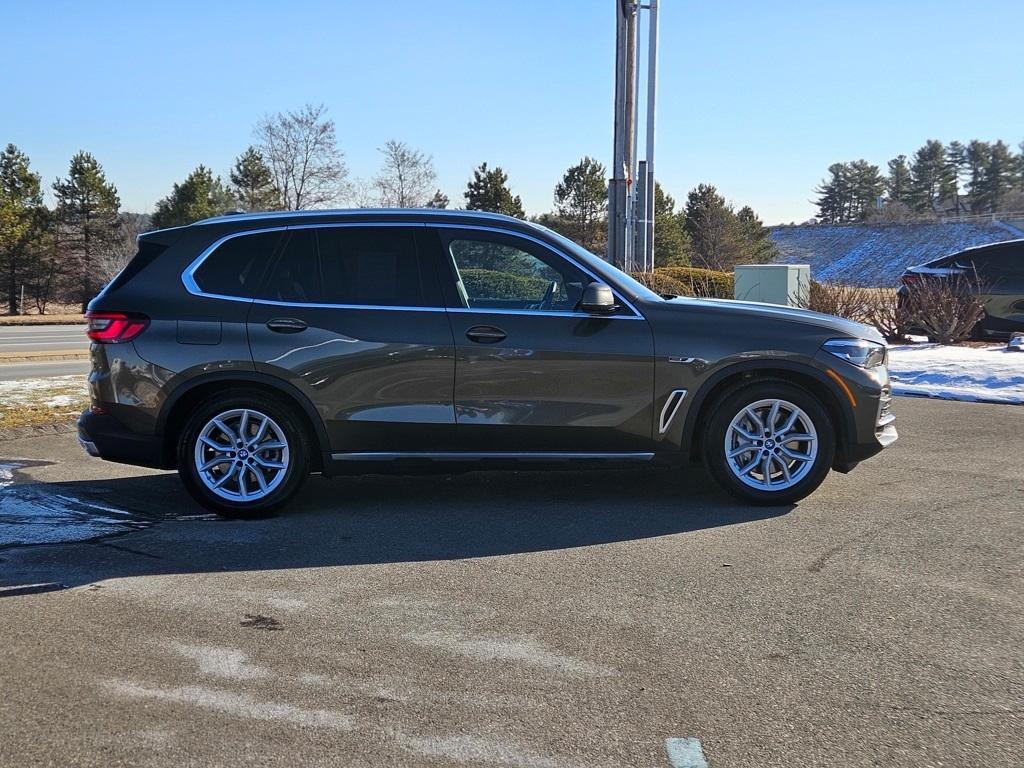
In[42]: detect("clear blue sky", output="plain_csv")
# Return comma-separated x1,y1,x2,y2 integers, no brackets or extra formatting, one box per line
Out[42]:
3,0,1022,224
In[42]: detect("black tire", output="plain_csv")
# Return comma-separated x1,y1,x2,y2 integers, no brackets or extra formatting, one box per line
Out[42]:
177,389,311,517
703,380,835,506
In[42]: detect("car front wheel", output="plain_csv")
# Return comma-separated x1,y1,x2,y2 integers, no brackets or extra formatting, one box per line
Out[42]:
178,391,311,517
704,381,835,505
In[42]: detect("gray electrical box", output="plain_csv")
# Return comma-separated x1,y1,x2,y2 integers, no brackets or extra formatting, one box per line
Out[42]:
734,264,810,307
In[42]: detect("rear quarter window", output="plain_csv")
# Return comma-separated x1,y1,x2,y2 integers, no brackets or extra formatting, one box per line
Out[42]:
193,231,282,298
105,239,168,292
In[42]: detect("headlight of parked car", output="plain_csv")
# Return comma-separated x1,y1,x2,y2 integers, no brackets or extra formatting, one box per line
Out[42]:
823,338,887,368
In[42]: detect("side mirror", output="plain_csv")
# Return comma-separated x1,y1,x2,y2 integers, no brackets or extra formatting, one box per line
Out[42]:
578,282,619,314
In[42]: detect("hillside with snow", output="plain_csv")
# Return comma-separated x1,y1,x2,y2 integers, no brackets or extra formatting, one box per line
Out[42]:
770,220,1024,286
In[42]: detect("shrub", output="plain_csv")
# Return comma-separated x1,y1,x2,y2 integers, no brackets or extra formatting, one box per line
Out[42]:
630,266,734,299
902,275,986,345
800,281,873,321
459,268,550,301
862,289,912,343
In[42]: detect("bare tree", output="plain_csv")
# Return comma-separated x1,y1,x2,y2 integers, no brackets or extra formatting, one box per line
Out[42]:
254,104,347,210
348,177,381,208
96,213,149,284
374,140,437,207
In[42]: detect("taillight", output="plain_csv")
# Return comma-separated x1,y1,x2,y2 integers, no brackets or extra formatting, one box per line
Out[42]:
85,311,149,343
900,273,920,287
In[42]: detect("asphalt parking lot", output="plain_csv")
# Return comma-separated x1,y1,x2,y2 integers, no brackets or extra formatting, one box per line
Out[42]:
0,397,1021,767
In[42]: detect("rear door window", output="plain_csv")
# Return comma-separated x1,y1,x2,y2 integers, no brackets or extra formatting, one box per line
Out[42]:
316,226,437,307
193,231,282,298
257,229,322,303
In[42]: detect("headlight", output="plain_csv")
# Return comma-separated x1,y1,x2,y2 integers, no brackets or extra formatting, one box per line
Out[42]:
823,338,887,368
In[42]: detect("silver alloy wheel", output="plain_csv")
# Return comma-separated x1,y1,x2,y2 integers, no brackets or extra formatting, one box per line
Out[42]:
193,408,290,502
724,398,818,491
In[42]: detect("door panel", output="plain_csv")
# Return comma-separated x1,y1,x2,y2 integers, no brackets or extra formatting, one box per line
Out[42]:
451,311,654,450
247,226,457,452
436,227,655,451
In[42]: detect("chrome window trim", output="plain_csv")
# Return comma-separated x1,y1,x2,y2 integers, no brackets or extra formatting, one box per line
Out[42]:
331,451,655,462
181,225,289,303
252,298,446,313
180,220,647,320
445,307,643,320
181,222,448,310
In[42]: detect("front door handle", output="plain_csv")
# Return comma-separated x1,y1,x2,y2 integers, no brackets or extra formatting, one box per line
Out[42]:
465,325,507,344
266,317,308,334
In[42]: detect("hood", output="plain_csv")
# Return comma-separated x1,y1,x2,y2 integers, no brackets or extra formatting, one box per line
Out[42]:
666,296,884,343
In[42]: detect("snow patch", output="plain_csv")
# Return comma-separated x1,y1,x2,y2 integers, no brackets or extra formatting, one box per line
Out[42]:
888,344,1024,404
103,679,355,730
0,461,144,547
166,643,270,681
403,630,615,677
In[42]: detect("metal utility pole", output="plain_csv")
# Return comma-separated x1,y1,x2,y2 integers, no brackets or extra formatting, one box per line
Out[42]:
608,0,638,271
642,0,658,271
608,0,658,272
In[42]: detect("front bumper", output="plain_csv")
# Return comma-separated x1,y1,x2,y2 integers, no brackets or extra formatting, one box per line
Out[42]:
833,375,897,471
77,409,166,469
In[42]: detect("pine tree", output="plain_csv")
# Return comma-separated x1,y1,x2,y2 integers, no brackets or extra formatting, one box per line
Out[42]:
965,140,992,212
464,163,525,218
946,141,968,212
230,147,280,211
553,156,607,253
425,189,449,209
908,140,954,214
847,160,885,219
814,164,850,223
52,151,121,311
652,183,689,266
0,144,47,314
975,140,1018,212
886,155,912,205
735,206,777,264
151,166,236,229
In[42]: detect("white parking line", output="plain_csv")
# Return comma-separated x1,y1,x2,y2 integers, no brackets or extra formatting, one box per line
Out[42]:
666,738,709,768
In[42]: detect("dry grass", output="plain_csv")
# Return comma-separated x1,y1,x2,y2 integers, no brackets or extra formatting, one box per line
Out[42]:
0,313,84,326
0,375,88,429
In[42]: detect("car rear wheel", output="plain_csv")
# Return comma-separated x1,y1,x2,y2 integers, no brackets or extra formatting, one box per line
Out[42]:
704,381,835,505
178,391,311,517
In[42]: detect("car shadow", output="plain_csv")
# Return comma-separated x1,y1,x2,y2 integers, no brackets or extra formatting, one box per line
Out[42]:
0,466,793,592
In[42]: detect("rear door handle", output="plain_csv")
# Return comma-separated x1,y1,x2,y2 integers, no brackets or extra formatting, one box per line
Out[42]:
266,318,308,334
465,325,507,344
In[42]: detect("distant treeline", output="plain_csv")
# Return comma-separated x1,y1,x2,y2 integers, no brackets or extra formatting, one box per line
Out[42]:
1,103,776,315
814,139,1024,224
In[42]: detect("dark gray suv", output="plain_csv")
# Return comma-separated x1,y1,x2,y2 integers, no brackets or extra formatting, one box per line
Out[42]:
80,209,896,516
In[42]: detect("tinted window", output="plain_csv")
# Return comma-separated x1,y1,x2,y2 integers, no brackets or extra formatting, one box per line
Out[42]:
965,244,1024,280
259,230,322,303
447,235,586,312
194,231,281,297
317,227,433,307
106,240,168,292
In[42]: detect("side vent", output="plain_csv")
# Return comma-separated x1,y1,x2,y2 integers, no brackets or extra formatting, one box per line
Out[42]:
659,389,688,434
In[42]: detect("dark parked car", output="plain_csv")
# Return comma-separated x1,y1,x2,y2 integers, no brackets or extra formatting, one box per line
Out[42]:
80,209,896,515
898,239,1024,338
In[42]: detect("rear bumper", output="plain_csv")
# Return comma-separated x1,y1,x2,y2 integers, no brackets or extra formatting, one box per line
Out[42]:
77,409,167,469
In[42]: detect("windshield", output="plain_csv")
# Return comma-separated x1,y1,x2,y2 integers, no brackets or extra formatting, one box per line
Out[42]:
533,225,664,303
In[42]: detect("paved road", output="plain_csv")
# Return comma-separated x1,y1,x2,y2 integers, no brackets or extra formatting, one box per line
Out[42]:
0,398,1020,767
0,359,90,381
0,324,87,355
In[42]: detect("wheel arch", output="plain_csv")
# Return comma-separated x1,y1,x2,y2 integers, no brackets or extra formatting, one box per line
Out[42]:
682,361,854,465
158,372,329,472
